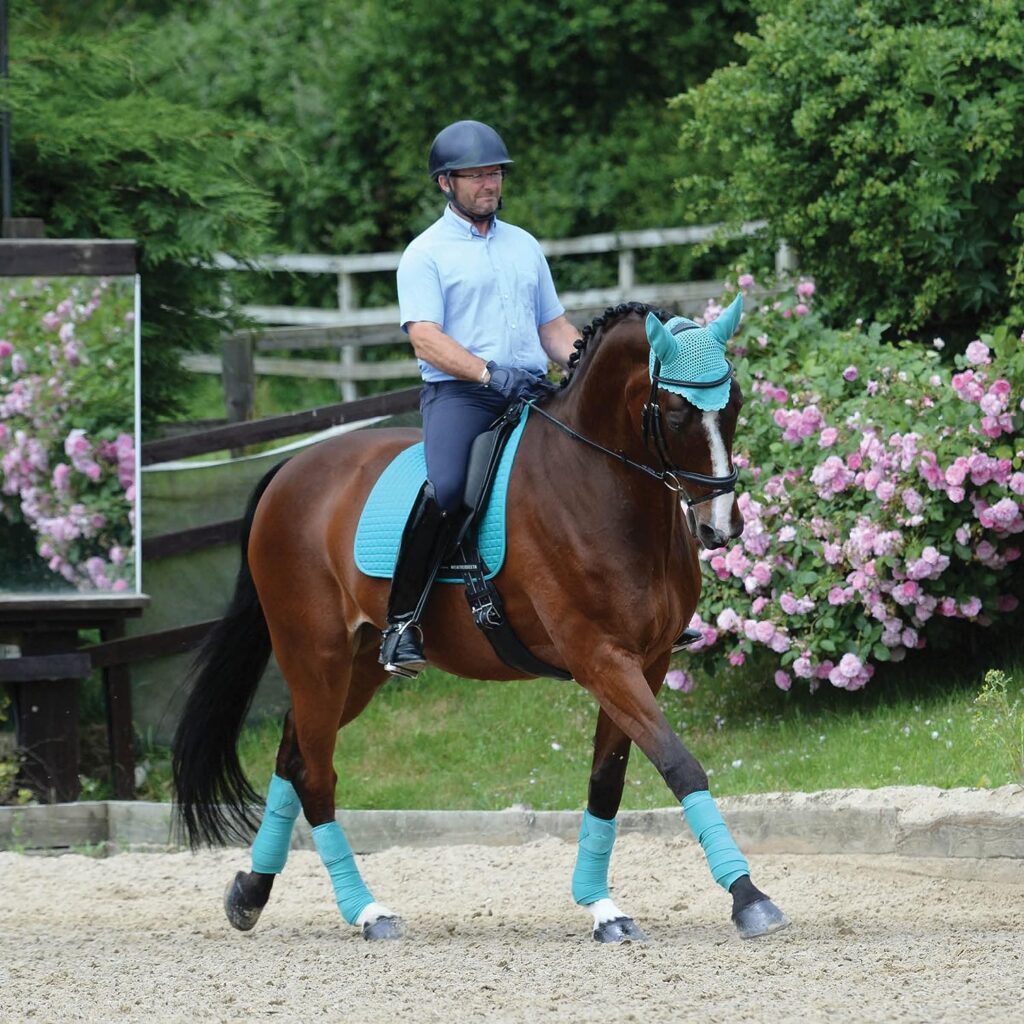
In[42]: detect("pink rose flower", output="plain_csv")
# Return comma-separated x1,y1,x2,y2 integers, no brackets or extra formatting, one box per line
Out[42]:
52,463,71,492
665,669,696,693
964,340,991,365
64,428,91,459
792,656,814,679
716,608,740,631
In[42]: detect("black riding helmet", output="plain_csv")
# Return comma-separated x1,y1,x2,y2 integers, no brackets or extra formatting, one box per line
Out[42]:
428,120,513,181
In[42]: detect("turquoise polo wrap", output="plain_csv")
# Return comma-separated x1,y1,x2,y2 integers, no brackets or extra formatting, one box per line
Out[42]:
682,790,750,890
571,810,617,905
311,820,375,925
250,773,301,875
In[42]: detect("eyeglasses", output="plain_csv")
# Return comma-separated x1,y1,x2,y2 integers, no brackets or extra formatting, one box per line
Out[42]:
449,169,507,182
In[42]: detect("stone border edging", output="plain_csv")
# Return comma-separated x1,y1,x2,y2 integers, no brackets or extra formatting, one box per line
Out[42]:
1,784,1021,860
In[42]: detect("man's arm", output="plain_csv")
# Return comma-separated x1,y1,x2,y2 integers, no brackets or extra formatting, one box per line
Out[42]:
407,321,491,382
538,314,581,369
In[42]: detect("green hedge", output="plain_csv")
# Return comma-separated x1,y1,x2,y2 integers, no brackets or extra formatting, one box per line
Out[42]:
673,0,1024,345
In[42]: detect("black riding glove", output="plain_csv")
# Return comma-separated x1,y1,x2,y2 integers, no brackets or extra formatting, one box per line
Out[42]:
485,361,555,402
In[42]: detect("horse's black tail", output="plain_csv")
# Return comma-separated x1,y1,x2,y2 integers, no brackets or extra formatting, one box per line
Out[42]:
171,459,289,850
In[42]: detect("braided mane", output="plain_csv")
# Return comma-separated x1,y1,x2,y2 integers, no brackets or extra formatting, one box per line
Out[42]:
560,301,673,389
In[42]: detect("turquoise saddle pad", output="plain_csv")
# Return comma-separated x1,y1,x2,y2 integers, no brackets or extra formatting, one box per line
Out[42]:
354,408,530,584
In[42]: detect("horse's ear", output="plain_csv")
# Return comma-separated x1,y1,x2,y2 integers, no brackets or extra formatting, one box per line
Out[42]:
645,312,677,363
707,294,743,346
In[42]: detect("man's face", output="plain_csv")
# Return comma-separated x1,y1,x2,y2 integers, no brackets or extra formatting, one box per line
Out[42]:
442,165,505,219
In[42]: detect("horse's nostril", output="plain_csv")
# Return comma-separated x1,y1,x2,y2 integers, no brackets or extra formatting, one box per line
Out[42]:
698,523,720,549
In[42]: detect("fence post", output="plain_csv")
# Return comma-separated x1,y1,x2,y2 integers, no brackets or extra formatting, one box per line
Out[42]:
775,240,797,278
618,248,635,293
337,272,358,401
221,332,255,423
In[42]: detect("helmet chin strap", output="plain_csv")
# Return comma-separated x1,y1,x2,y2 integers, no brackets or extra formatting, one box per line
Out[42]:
441,181,501,228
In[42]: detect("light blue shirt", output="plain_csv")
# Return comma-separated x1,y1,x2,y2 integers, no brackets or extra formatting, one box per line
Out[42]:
397,204,565,382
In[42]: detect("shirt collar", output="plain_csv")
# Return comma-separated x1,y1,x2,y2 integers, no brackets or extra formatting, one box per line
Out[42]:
442,202,499,239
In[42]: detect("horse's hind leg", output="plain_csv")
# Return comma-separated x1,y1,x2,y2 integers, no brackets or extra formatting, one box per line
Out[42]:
224,635,398,940
572,708,647,943
224,712,303,931
278,638,401,940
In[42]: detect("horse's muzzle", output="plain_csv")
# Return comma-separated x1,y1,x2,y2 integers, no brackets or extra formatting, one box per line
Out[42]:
688,503,743,551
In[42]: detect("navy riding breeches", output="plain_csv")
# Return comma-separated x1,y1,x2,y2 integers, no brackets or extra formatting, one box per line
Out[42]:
420,380,511,513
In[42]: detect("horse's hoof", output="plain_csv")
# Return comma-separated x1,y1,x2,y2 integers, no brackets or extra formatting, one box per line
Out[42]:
363,915,403,941
593,916,648,944
733,897,790,939
224,871,264,932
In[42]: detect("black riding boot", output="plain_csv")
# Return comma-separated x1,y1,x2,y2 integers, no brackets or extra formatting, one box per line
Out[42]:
379,485,458,678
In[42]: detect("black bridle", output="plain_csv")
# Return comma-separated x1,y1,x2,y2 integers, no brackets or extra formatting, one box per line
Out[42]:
640,321,738,504
528,322,739,506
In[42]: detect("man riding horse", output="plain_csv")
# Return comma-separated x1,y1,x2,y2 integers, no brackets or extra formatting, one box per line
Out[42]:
380,119,581,677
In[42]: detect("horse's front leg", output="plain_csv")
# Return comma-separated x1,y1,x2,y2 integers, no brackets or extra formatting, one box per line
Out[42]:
573,706,648,943
577,650,789,939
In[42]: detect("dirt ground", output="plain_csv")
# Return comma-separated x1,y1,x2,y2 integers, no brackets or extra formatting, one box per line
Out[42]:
1,835,1022,1024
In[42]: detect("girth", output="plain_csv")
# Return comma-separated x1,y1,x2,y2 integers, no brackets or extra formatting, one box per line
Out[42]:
443,401,572,681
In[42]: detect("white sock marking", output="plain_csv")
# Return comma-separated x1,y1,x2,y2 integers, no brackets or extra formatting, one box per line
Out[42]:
356,901,396,927
586,897,628,926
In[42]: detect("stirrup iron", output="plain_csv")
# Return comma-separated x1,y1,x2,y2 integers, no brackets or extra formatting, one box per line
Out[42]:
380,620,425,678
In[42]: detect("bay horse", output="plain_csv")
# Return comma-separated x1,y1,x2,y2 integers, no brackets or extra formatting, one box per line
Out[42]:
172,296,789,943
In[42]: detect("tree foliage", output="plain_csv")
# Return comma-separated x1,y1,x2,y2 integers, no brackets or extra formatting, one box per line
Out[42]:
673,0,1024,345
140,0,752,251
8,0,753,424
6,4,277,426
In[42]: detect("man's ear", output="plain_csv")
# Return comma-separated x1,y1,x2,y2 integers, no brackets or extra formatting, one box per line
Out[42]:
438,175,451,195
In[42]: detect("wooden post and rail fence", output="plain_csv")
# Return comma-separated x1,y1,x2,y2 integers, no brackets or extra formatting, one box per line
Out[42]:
198,220,791,412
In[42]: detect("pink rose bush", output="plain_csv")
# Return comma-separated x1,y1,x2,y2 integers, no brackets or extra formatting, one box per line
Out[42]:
680,280,1022,693
0,277,136,591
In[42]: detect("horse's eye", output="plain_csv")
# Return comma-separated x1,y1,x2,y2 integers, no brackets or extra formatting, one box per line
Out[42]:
663,403,688,428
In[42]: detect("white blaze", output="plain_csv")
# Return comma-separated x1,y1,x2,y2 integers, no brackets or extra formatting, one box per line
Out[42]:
700,410,734,536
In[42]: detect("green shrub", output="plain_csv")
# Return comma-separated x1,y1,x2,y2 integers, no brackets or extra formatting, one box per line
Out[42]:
672,0,1024,345
139,0,752,254
676,277,1023,693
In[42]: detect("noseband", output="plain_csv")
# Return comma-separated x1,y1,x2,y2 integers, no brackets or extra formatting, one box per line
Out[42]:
528,321,739,506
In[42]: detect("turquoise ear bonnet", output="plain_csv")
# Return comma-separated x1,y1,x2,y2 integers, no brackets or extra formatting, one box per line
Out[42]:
644,295,742,412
